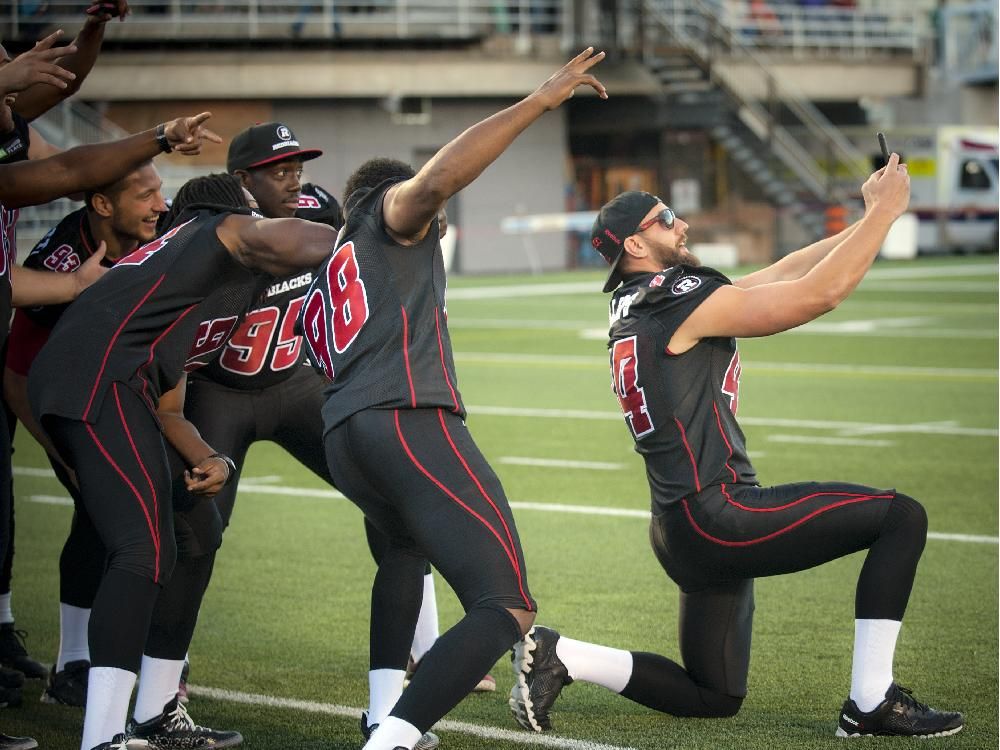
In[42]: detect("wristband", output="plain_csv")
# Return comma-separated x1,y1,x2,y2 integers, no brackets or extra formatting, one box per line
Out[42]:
155,123,173,153
207,453,237,485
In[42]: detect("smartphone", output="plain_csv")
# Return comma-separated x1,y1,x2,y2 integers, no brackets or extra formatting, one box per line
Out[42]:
877,132,890,164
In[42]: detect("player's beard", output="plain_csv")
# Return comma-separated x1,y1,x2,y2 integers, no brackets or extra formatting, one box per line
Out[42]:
654,239,699,269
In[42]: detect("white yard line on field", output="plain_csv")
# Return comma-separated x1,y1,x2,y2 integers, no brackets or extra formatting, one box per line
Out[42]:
465,405,998,438
499,457,625,471
444,264,997,302
23,474,996,545
767,435,895,448
189,685,639,750
29,494,72,506
455,352,999,379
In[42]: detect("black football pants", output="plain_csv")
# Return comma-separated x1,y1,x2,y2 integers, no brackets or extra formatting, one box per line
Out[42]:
622,480,926,717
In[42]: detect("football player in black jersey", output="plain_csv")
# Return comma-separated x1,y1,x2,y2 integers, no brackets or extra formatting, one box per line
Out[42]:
4,161,167,709
509,158,963,739
0,42,218,750
25,173,338,750
300,48,607,750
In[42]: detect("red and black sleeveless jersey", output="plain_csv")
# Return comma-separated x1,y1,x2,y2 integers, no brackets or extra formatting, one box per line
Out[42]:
607,265,757,512
191,191,341,390
300,179,463,432
0,112,33,351
192,269,313,389
7,207,106,377
29,209,271,423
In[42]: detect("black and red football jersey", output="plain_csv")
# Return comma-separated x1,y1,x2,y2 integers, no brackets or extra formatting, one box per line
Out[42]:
607,265,757,512
0,112,33,352
191,188,341,390
6,207,106,377
194,269,313,389
299,178,464,432
28,209,271,423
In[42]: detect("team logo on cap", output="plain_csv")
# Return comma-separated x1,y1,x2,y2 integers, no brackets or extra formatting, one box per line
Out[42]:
277,125,292,141
671,276,702,295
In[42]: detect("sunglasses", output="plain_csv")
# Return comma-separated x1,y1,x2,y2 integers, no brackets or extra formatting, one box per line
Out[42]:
633,207,676,234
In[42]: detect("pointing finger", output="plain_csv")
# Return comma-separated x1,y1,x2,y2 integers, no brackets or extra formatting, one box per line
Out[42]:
32,30,63,51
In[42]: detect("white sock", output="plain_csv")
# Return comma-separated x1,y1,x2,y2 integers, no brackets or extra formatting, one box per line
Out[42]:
367,668,406,726
555,634,633,694
410,573,439,664
80,666,136,750
132,655,185,722
57,604,91,671
362,715,422,750
0,593,13,624
850,618,901,713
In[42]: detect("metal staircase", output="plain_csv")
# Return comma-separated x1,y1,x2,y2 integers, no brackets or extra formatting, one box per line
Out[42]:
637,0,871,241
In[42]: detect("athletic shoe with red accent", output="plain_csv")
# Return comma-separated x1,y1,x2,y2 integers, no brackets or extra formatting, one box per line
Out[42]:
405,657,496,694
360,711,439,750
835,683,964,738
509,626,573,732
474,673,497,693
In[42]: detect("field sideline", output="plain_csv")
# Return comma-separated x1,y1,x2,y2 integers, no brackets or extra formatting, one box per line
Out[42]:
6,256,998,749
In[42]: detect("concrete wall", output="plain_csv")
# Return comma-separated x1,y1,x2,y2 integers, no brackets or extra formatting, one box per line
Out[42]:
104,97,571,274
276,99,570,274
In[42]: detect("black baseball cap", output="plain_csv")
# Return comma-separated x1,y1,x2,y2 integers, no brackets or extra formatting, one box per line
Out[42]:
227,122,323,172
590,191,661,293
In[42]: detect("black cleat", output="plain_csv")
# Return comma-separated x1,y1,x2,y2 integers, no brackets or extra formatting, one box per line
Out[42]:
126,695,243,748
0,733,36,750
41,659,90,706
0,626,46,680
0,686,21,709
87,734,129,750
509,625,573,732
0,668,22,690
836,683,964,738
360,711,439,750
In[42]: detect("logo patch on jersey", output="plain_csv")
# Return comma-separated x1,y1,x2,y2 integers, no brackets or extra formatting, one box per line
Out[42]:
649,274,665,287
671,275,702,295
42,244,82,273
298,195,321,209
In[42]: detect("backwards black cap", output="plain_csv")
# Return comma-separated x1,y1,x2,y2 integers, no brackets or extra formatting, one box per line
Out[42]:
590,191,660,293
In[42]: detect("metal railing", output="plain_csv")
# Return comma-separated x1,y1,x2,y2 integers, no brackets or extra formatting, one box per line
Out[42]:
712,0,931,60
4,0,565,41
642,0,871,201
6,0,930,53
940,0,998,83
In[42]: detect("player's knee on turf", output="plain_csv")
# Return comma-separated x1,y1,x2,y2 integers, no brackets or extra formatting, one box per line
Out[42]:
697,689,743,718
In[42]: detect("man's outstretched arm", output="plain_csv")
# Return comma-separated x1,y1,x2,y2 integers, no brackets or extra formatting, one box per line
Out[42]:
13,2,130,121
384,48,608,242
0,112,220,209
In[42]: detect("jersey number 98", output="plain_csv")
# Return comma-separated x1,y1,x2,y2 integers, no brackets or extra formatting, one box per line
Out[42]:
301,241,370,380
